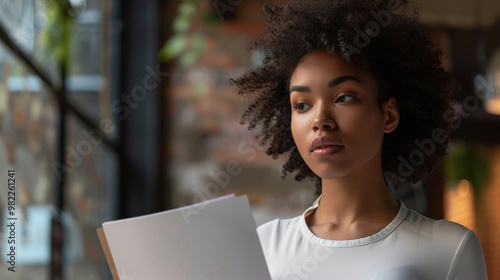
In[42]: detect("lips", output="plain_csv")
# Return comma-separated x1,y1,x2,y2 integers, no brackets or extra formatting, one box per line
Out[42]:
310,136,344,156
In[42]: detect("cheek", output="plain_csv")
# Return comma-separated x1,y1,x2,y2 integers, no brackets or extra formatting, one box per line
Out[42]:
344,110,385,147
291,115,310,151
290,116,300,146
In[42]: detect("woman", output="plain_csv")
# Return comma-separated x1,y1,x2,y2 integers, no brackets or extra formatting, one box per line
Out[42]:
231,0,488,279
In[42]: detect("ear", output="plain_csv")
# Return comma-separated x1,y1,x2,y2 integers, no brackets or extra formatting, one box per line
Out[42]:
382,97,399,133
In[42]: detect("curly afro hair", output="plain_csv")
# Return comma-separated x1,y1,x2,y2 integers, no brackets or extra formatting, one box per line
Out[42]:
230,0,457,192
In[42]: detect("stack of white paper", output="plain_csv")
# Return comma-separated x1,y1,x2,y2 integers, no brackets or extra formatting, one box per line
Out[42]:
99,194,271,280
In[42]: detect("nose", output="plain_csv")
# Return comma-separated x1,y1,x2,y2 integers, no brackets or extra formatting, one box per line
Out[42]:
312,103,336,131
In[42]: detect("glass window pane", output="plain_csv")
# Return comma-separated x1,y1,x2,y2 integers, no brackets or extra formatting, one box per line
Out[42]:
0,0,37,57
0,0,60,84
64,112,118,280
66,0,117,138
0,37,58,280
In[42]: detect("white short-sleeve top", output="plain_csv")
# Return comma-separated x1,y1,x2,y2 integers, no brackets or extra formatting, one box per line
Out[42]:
257,196,488,280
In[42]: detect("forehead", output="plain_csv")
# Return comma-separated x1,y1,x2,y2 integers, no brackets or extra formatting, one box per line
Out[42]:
290,51,373,85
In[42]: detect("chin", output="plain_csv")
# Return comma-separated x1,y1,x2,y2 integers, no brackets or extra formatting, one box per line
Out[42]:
311,167,351,180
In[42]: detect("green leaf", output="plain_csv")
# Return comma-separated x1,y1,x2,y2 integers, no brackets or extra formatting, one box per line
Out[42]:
172,16,191,33
159,34,187,61
40,0,76,67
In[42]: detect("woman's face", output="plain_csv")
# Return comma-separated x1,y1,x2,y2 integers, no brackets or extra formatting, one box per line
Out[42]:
289,51,398,180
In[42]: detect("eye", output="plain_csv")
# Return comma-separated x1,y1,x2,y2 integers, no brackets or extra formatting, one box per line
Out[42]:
294,102,311,112
335,95,356,103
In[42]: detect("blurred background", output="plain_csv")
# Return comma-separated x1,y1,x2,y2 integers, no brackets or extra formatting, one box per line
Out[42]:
0,0,499,279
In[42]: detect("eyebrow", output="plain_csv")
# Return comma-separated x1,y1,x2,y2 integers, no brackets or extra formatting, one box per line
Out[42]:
289,75,363,94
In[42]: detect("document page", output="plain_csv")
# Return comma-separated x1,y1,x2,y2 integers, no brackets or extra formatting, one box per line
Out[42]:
102,195,271,280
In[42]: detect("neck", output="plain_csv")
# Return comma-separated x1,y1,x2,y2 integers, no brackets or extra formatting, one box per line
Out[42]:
313,161,399,226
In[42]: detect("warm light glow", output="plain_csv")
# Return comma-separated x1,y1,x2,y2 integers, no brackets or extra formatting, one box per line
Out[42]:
484,97,500,115
457,179,471,197
444,180,476,232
